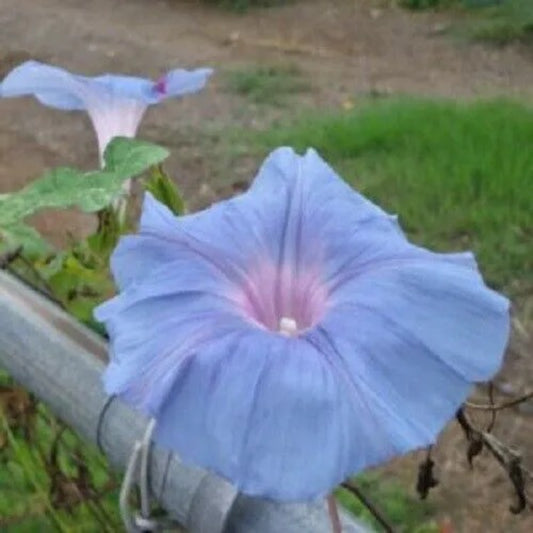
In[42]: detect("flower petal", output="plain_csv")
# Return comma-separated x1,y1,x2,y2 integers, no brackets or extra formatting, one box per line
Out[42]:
94,258,244,414
0,60,213,108
133,148,404,319
1,60,86,109
1,61,213,155
0,61,151,154
155,68,214,99
157,147,413,330
96,147,510,502
309,258,509,457
110,193,260,291
327,259,509,381
154,328,395,500
109,194,182,289
112,148,404,294
96,193,263,413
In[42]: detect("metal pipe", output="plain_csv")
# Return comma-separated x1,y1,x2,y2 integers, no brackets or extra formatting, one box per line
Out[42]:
0,270,369,532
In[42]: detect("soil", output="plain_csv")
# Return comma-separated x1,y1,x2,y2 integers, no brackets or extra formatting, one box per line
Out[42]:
0,0,532,531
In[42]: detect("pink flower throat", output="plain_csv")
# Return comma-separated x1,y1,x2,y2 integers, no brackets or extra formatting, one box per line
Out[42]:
234,262,328,336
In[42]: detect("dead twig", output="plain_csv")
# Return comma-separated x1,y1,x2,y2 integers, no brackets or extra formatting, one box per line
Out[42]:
465,391,533,412
456,408,531,514
416,446,439,500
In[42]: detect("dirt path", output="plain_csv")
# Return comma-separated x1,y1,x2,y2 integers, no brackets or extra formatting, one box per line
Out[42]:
1,1,532,531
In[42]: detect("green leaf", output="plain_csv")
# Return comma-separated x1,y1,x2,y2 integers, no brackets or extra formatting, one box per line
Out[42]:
103,137,169,178
144,165,185,215
0,224,52,260
46,251,115,319
0,138,169,227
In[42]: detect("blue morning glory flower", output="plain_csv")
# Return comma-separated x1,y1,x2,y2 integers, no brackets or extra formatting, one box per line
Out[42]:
0,60,213,156
94,147,509,501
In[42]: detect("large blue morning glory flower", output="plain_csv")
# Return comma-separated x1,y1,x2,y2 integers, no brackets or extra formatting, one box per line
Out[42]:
0,60,213,157
94,147,509,501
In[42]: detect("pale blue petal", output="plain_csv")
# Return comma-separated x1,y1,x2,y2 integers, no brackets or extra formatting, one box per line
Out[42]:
95,147,510,502
1,60,213,110
158,68,214,99
94,260,244,415
109,234,182,291
0,61,152,109
96,191,258,415
155,328,394,500
1,61,85,109
152,147,405,283
112,193,259,292
310,259,509,456
91,74,155,101
250,147,395,224
328,259,509,380
109,193,184,289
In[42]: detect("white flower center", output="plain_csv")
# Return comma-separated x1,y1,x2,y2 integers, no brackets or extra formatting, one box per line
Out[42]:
279,316,298,337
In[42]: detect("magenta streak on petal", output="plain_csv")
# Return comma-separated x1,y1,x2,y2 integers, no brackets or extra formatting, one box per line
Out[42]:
154,77,167,95
232,260,329,334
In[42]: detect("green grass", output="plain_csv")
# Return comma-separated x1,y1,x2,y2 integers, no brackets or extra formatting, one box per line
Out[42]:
224,64,310,105
240,97,533,292
462,0,533,44
398,0,533,45
399,0,533,45
399,0,454,9
200,0,288,12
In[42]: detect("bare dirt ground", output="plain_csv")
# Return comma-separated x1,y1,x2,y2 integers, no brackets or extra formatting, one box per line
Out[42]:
0,0,532,531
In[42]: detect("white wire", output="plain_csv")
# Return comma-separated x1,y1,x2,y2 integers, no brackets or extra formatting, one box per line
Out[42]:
120,441,142,533
139,418,157,519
